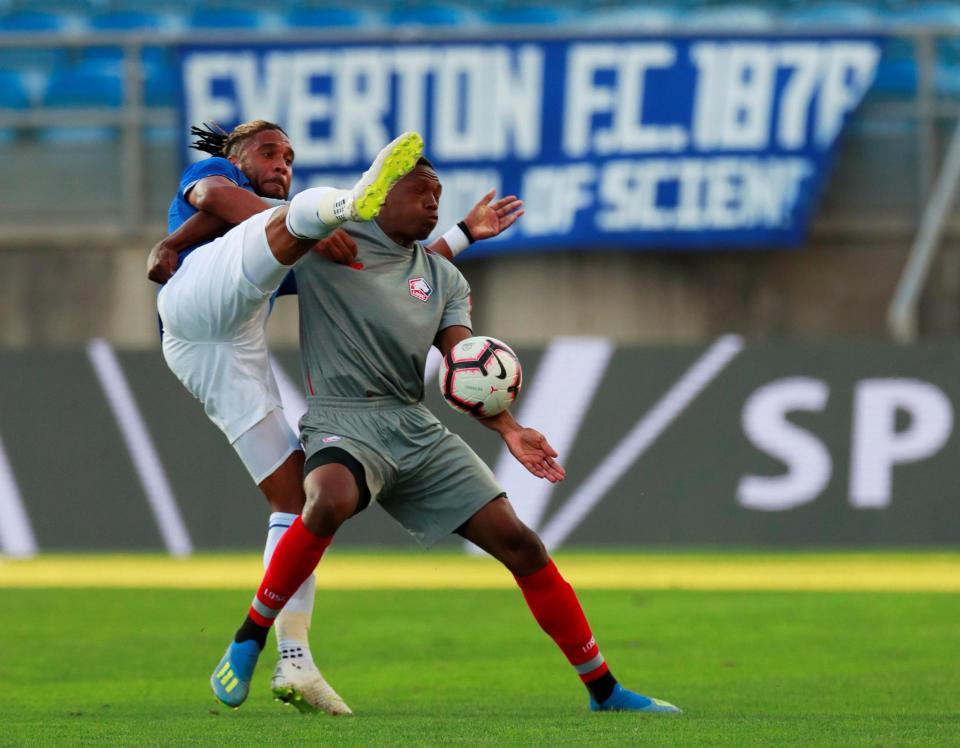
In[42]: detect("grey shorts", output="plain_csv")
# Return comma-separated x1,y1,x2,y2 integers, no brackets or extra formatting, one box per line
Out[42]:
301,396,504,547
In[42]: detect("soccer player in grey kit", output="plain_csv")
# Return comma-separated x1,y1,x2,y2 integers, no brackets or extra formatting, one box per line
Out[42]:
210,155,682,715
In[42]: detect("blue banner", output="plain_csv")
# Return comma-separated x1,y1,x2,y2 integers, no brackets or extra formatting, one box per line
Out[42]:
177,34,881,256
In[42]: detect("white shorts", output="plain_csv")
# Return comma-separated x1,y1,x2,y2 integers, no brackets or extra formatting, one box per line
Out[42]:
233,407,302,484
158,207,293,445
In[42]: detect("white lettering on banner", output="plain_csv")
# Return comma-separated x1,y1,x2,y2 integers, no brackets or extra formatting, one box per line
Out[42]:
564,43,687,157
183,39,877,173
491,45,543,159
522,164,596,236
183,53,258,160
339,50,392,158
393,47,433,136
433,45,543,160
691,41,878,151
848,379,953,509
597,157,811,231
285,50,394,165
286,52,338,164
737,377,832,512
816,43,880,146
435,47,488,159
186,46,543,165
776,44,823,149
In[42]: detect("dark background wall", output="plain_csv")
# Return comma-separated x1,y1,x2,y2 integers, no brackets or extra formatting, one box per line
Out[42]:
1,342,956,553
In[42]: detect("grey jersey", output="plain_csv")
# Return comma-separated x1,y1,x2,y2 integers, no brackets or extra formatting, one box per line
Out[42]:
294,220,472,402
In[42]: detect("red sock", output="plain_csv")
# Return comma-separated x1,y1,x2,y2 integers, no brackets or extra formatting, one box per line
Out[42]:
515,559,609,683
248,516,332,627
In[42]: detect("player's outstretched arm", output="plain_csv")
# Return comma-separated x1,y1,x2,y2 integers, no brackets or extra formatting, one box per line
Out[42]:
146,210,233,283
435,325,565,483
188,175,275,225
426,190,524,261
483,410,566,483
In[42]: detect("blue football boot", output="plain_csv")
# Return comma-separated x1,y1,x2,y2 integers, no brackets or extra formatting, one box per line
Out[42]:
590,683,682,713
211,639,262,708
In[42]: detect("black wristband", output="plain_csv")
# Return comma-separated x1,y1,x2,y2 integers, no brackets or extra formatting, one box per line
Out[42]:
457,220,476,244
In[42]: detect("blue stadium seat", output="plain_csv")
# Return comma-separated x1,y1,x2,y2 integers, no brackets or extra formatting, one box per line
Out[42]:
83,13,180,66
936,63,960,98
0,12,74,71
0,68,30,141
111,0,197,11
43,64,123,107
890,2,960,29
40,64,123,142
12,0,104,11
0,70,30,143
88,10,177,32
781,2,880,28
186,8,274,31
145,64,177,107
482,4,575,26
283,7,370,29
687,4,774,29
580,5,678,31
0,69,29,108
0,10,77,33
388,4,478,28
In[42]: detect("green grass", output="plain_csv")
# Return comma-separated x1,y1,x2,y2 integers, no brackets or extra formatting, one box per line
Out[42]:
1,586,958,746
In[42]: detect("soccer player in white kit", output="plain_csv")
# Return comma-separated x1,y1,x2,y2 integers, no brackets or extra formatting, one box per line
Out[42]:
157,130,425,713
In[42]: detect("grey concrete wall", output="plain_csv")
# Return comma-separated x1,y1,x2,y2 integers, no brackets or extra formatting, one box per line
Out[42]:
0,239,933,348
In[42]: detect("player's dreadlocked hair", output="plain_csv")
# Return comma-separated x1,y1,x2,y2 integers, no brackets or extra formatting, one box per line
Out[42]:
189,120,287,159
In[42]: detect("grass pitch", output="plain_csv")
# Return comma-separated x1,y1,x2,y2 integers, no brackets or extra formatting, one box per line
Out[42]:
0,552,958,747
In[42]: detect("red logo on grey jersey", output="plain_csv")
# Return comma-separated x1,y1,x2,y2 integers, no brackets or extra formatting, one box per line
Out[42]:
408,277,433,302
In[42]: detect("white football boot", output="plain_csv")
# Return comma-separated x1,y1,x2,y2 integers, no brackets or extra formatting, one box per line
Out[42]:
271,652,353,716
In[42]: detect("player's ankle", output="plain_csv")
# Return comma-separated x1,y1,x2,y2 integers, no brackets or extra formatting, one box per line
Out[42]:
235,616,270,650
286,187,347,239
585,671,618,704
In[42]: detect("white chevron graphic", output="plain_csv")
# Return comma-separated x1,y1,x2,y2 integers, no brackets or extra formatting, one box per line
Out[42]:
0,430,36,558
540,334,745,550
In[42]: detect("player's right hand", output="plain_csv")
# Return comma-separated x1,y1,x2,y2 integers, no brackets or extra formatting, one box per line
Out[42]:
147,241,178,284
314,229,358,265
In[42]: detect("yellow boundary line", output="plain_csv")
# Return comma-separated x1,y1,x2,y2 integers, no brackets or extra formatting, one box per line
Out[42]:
1,553,958,591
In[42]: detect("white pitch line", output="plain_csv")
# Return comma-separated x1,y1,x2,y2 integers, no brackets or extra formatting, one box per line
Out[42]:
270,356,308,437
0,430,37,558
539,334,745,551
87,339,192,557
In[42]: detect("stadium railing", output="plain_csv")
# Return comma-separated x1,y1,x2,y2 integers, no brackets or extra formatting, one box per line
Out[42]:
2,26,960,303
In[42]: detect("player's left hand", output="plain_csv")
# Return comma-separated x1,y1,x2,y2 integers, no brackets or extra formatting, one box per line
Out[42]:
503,428,566,483
147,241,178,284
463,190,524,241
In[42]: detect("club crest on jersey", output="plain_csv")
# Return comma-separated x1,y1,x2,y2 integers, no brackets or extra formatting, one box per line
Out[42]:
408,277,433,302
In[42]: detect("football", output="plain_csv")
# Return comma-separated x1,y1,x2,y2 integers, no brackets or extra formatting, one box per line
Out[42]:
439,336,522,417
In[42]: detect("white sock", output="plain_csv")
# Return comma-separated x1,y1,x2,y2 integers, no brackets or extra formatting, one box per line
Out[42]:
265,512,317,655
285,186,351,239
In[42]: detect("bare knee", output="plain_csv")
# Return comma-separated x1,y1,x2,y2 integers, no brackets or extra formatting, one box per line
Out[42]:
495,522,548,577
302,464,360,537
257,450,306,514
